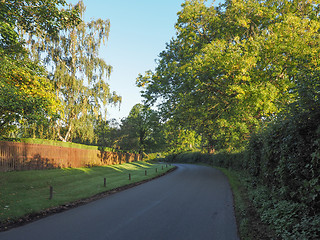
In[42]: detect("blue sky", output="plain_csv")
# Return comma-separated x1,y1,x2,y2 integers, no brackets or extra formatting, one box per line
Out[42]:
67,0,223,121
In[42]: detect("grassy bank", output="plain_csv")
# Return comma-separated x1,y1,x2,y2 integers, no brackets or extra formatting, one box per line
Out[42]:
0,162,174,228
1,138,112,151
216,167,276,240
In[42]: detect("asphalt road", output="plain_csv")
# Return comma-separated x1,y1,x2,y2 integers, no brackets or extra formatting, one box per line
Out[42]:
0,164,239,240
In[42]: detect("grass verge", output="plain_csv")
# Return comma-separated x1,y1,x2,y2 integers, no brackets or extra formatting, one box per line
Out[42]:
216,167,276,240
0,161,175,231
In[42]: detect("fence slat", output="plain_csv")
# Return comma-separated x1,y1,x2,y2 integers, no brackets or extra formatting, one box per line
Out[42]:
0,141,141,172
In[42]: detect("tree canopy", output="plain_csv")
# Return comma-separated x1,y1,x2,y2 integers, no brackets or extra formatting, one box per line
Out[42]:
0,0,120,143
118,104,164,153
0,53,59,136
26,1,122,142
0,0,80,137
137,0,320,151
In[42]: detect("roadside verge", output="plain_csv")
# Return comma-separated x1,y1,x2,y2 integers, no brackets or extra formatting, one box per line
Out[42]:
0,163,176,232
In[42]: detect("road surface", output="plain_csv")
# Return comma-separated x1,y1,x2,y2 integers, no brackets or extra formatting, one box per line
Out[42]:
0,164,239,240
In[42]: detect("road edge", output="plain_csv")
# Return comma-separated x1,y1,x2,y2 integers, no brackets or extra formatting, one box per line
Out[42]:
0,166,177,232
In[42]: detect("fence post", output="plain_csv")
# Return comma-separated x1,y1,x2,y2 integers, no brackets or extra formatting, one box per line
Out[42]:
104,178,106,187
49,186,53,200
129,173,131,180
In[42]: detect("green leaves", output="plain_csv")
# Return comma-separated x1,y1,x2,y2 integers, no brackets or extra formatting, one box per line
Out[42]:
0,1,119,143
0,0,80,54
0,52,59,136
22,1,121,142
118,104,165,153
0,0,81,138
138,0,320,151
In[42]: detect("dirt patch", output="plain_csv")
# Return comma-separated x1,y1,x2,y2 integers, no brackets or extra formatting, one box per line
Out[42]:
0,166,177,232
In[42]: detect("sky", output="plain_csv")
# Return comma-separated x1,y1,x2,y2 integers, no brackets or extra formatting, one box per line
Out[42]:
67,0,223,122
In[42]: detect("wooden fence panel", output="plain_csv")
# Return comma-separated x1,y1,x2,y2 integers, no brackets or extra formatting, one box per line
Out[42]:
0,141,141,172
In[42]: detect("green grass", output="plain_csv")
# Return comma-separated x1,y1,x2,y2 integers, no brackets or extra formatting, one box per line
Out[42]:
0,162,174,224
21,138,101,150
215,167,276,240
1,138,114,151
215,167,252,240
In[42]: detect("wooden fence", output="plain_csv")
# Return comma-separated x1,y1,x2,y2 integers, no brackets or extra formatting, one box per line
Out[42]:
0,141,141,172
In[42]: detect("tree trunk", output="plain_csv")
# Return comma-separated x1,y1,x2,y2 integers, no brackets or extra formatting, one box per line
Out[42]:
207,146,215,154
207,137,215,154
57,124,72,142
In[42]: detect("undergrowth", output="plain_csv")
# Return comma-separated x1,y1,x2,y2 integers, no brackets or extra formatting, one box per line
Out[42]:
165,151,320,239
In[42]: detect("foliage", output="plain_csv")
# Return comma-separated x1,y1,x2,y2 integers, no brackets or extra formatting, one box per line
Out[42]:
0,0,120,144
232,95,320,239
244,172,320,240
91,117,120,149
164,150,245,168
23,1,121,142
137,0,320,151
246,111,320,209
117,104,203,154
0,0,80,56
230,68,319,238
118,104,165,153
162,120,202,154
0,52,59,136
0,0,80,138
20,138,99,150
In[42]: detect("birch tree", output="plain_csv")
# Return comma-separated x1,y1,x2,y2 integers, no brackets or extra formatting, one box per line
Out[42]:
27,1,121,142
0,0,79,137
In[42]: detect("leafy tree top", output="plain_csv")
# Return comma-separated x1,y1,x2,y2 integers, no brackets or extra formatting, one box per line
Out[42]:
137,0,320,151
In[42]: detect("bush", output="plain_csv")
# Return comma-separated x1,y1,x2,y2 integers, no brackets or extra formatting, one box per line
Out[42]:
165,109,320,239
244,106,320,238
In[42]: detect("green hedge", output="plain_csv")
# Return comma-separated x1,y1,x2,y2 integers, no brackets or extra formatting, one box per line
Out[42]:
165,150,245,170
165,108,320,239
243,110,320,239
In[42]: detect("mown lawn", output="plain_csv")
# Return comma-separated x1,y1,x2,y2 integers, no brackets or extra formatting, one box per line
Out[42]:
0,162,173,224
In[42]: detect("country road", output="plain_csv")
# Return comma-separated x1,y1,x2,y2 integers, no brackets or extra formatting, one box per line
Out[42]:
0,164,239,240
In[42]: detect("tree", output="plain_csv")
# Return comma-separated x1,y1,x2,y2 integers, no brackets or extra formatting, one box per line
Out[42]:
119,104,164,153
92,117,121,148
0,53,59,136
137,0,320,151
26,1,121,142
163,119,201,154
0,0,80,56
0,0,80,137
